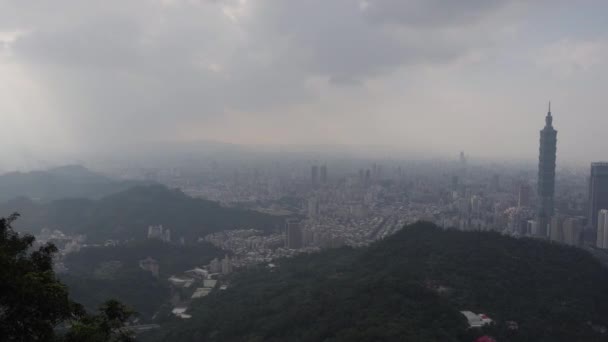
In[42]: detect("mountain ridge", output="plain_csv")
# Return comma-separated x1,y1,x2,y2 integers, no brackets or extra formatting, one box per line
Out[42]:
0,184,285,242
145,222,608,342
0,164,148,202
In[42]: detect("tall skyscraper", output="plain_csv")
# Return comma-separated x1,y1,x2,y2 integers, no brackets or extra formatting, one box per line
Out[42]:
588,162,608,233
311,165,319,187
597,209,608,249
562,217,583,247
459,151,467,166
549,214,565,243
537,103,557,237
518,183,531,208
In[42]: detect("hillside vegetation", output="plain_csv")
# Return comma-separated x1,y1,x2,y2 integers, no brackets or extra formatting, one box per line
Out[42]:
61,239,223,319
1,184,285,242
146,222,608,342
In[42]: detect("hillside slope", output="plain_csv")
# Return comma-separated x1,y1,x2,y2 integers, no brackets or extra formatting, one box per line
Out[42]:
0,165,145,201
1,185,285,241
61,239,222,319
146,222,608,342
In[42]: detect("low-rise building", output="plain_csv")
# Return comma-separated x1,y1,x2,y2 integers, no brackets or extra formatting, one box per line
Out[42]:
460,311,493,328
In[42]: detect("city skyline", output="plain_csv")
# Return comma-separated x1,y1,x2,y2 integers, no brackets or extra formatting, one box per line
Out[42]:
3,2,608,341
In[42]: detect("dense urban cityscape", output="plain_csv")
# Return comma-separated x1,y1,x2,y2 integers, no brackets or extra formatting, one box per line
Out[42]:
21,104,608,330
4,1,608,341
83,106,605,254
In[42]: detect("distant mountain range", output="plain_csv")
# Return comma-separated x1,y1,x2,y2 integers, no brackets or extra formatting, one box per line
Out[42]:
1,184,286,242
0,165,147,202
145,222,608,342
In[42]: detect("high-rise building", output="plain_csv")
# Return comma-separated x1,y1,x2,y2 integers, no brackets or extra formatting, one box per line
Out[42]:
303,227,314,247
518,183,531,207
527,220,539,236
221,255,233,275
311,165,319,187
459,151,467,166
209,258,221,273
597,209,608,249
320,165,328,184
549,214,565,243
588,162,608,233
562,217,583,247
536,103,557,237
285,219,303,249
164,228,171,243
470,195,483,216
147,225,171,242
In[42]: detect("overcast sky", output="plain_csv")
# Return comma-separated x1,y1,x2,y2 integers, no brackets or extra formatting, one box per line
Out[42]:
1,0,607,167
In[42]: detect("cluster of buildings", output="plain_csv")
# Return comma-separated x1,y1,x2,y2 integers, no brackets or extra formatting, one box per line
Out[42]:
162,255,231,319
523,106,608,250
94,104,608,264
203,229,285,264
35,228,86,273
36,228,85,255
437,105,608,253
311,164,328,188
590,164,608,249
188,104,608,264
147,225,171,242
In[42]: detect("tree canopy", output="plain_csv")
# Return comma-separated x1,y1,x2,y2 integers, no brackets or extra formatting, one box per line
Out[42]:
60,238,221,319
0,213,134,341
1,185,285,242
146,222,608,342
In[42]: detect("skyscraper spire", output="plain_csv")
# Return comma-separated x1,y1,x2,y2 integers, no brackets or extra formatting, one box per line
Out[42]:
545,101,553,126
537,103,557,238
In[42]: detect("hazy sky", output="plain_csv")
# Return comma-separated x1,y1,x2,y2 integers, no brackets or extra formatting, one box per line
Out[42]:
1,0,607,166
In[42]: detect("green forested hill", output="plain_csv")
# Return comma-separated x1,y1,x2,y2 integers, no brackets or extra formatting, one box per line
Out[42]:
1,184,285,241
145,222,608,342
60,239,222,319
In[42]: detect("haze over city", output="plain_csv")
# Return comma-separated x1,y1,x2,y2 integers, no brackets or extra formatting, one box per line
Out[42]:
1,0,608,168
4,2,608,342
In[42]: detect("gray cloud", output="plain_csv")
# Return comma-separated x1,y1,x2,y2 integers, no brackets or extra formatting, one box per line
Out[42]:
362,0,509,27
6,0,516,110
1,0,606,164
248,0,516,83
